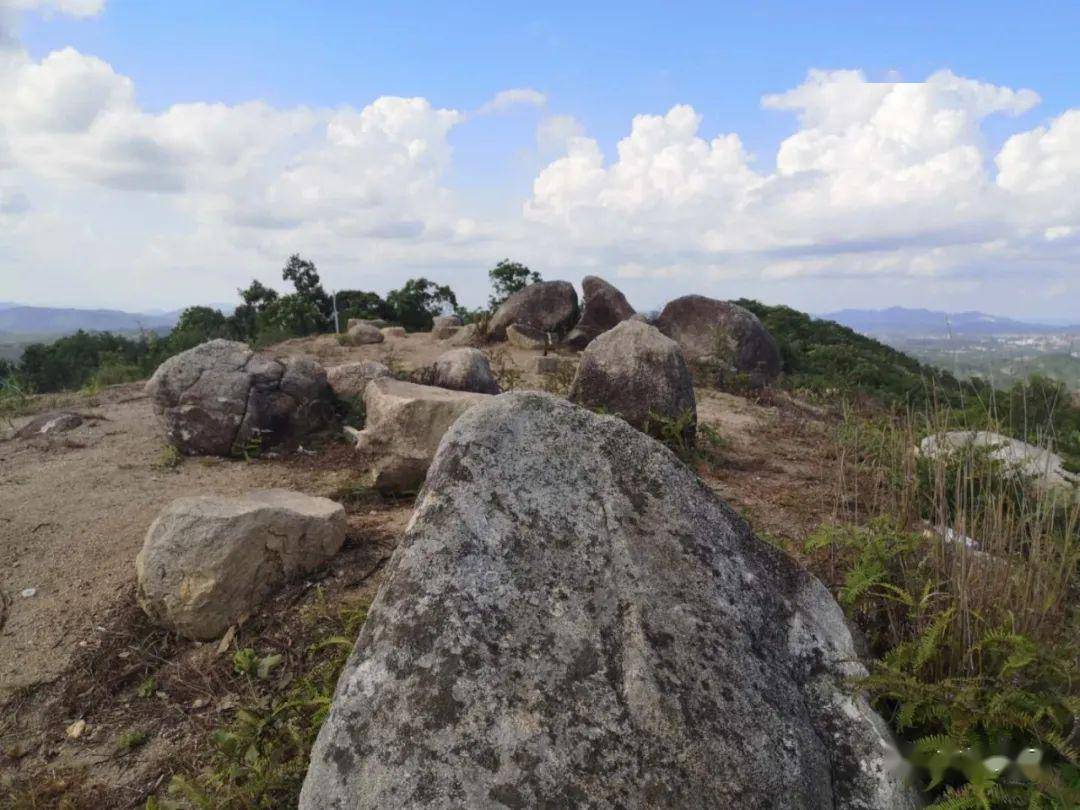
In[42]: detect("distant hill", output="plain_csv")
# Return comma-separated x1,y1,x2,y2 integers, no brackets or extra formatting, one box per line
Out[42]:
824,307,1078,337
0,306,179,338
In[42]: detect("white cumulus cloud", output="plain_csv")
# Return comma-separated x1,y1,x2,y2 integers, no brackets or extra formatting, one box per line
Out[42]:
476,87,547,115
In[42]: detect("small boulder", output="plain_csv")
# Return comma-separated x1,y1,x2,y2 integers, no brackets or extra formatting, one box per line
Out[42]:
347,318,389,330
431,348,501,395
564,275,635,350
145,340,334,456
488,280,579,341
341,323,385,346
136,490,346,640
655,295,781,384
326,361,391,401
431,315,463,340
380,326,407,339
301,393,916,809
15,411,83,439
446,323,480,346
569,320,696,445
506,323,549,351
352,378,491,494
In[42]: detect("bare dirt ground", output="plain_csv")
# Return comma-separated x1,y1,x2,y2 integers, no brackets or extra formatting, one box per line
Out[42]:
0,332,841,806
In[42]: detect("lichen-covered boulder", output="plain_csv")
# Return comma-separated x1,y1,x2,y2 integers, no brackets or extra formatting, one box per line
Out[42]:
432,315,463,340
326,360,391,401
341,322,385,346
569,320,695,445
351,378,491,494
145,340,334,456
488,281,579,341
655,295,781,384
431,348,501,395
301,392,916,810
564,275,635,350
506,323,548,351
136,490,346,640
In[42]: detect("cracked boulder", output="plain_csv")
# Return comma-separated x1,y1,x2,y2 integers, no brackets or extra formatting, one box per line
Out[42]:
136,490,346,640
301,392,917,809
655,295,781,385
564,275,635,350
488,280,579,341
145,339,335,456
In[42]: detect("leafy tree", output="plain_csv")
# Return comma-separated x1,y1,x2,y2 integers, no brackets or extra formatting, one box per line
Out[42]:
335,290,394,328
282,254,332,321
386,278,459,331
168,306,233,352
18,331,159,393
488,259,540,310
231,280,280,341
255,294,326,342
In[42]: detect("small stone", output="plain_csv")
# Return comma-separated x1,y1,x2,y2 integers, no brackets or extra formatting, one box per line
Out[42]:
66,719,86,739
20,587,36,598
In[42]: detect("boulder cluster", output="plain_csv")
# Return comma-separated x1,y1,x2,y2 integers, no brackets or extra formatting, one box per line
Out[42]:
124,272,918,808
300,393,915,809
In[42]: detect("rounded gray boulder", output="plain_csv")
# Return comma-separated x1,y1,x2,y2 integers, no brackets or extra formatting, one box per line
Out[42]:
568,319,695,445
488,280,579,341
301,392,916,810
431,348,501,395
655,295,781,384
145,339,334,456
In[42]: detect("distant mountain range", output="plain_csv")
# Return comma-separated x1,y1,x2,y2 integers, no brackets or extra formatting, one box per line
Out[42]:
0,306,180,338
823,307,1080,337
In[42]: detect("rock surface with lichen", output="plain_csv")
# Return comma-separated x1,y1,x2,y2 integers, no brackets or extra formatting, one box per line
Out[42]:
301,392,916,809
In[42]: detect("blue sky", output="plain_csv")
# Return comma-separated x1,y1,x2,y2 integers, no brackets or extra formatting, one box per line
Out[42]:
3,1,1080,316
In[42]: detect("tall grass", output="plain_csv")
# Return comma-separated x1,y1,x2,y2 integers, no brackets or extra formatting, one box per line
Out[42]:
814,392,1079,807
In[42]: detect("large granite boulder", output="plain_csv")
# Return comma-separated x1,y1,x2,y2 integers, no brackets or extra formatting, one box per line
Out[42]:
569,320,695,445
351,378,491,494
431,348,501,395
301,392,916,810
326,360,391,401
655,295,781,384
136,490,346,640
564,275,635,350
488,281,579,341
145,340,334,456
